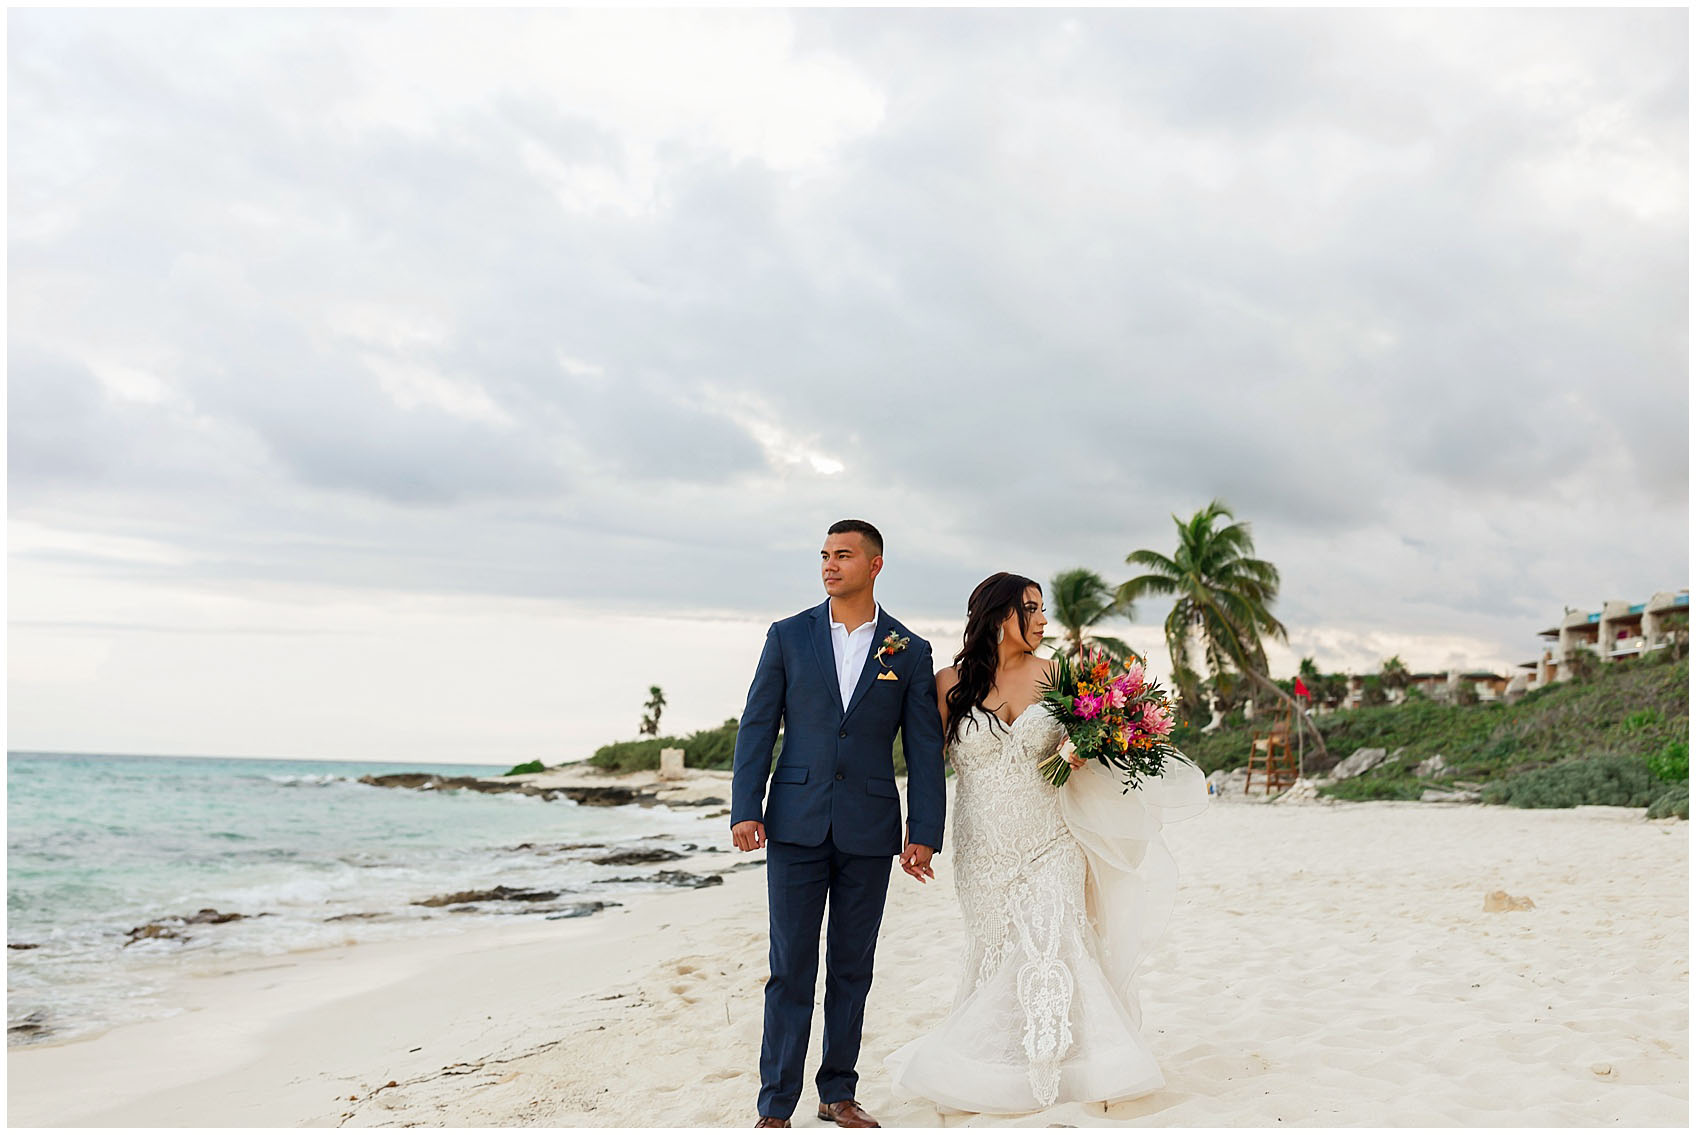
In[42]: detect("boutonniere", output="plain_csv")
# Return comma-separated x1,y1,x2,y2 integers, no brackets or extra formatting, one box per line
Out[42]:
875,631,911,670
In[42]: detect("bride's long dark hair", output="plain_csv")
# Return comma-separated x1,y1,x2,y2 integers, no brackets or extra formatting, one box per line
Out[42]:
944,572,1042,747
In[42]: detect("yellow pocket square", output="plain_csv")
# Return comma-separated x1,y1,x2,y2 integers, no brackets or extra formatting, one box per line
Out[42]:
876,671,900,681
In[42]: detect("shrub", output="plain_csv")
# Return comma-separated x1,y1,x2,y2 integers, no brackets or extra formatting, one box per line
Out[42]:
1621,708,1664,733
1566,650,1602,683
1480,756,1662,809
588,719,747,772
1317,777,1425,802
1647,788,1689,821
587,737,679,772
502,760,545,776
1647,739,1688,783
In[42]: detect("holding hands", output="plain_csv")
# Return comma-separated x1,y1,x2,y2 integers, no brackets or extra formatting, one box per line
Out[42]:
900,842,936,883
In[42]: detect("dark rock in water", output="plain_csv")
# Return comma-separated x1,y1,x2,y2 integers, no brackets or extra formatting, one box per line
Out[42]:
357,773,654,808
544,902,615,920
8,1009,49,1039
8,943,39,950
414,886,563,908
662,796,727,808
562,785,651,807
325,912,385,922
596,870,724,889
510,841,607,853
123,908,259,946
124,922,188,946
360,772,440,790
589,848,687,866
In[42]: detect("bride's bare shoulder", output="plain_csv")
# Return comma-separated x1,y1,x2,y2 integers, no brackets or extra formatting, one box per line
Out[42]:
935,664,960,691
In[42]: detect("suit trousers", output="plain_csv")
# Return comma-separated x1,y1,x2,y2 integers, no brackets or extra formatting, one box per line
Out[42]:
758,832,893,1118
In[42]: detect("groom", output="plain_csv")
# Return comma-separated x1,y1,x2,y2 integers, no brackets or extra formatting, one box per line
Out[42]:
730,519,947,1129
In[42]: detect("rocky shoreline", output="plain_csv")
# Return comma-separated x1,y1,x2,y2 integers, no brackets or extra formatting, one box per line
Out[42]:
357,762,734,817
7,764,744,1047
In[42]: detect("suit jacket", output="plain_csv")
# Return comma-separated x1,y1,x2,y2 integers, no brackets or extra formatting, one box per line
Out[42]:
730,599,946,857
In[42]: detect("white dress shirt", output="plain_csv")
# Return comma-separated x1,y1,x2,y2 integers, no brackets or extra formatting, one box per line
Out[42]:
828,602,882,712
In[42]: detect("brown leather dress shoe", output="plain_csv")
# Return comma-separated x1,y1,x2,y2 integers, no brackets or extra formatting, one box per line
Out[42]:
754,1118,791,1128
817,1099,880,1128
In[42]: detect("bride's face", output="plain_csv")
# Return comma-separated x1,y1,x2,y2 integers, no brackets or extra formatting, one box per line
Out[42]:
1000,586,1046,652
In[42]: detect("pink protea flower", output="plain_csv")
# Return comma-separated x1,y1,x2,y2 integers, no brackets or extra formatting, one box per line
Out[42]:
1138,702,1174,736
1123,660,1145,693
1074,692,1104,720
1106,678,1129,709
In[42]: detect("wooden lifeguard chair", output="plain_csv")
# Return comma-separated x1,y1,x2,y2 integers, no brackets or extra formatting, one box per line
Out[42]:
1244,705,1299,794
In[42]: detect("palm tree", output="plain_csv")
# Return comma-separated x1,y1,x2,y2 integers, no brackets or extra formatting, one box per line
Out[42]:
1044,568,1137,665
1118,499,1327,763
639,685,667,736
1380,655,1410,700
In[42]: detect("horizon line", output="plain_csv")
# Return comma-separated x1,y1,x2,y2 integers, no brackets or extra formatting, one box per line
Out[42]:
4,748,544,767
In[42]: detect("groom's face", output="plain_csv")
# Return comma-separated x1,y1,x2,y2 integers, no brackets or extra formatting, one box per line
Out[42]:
821,532,881,597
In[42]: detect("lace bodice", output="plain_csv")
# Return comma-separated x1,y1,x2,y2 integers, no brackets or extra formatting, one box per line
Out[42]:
947,705,1075,953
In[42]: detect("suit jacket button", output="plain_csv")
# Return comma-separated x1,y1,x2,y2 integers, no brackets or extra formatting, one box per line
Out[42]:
834,772,845,781
838,730,847,738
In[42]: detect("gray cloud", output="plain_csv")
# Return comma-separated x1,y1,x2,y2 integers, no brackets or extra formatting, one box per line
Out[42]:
8,7,1687,676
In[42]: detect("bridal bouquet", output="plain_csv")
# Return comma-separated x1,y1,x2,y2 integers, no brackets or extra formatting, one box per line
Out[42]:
1034,647,1194,790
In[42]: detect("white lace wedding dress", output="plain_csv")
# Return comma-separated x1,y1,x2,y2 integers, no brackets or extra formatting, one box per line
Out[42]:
884,704,1209,1114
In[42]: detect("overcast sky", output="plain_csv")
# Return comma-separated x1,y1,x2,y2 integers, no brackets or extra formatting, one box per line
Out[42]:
8,8,1688,763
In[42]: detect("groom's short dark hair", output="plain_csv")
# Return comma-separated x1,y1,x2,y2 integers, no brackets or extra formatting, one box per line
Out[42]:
828,519,883,556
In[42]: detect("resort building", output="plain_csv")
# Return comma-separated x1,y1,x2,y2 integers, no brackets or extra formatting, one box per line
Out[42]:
1341,670,1506,708
1516,589,1689,690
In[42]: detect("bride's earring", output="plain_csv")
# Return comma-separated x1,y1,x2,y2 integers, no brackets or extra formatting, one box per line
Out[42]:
995,626,1004,644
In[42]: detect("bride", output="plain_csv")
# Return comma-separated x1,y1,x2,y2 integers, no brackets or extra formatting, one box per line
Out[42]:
884,572,1209,1115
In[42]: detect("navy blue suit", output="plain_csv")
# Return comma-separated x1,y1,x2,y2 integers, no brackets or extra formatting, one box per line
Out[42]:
731,599,946,1118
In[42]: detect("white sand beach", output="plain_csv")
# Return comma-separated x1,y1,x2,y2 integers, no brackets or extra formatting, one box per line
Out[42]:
9,783,1687,1128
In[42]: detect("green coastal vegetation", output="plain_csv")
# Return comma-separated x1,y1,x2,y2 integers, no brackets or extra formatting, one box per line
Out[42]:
587,719,905,776
1174,652,1688,816
502,759,547,776
577,500,1686,819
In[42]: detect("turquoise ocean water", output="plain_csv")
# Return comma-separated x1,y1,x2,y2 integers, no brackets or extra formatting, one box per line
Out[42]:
6,751,723,1046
